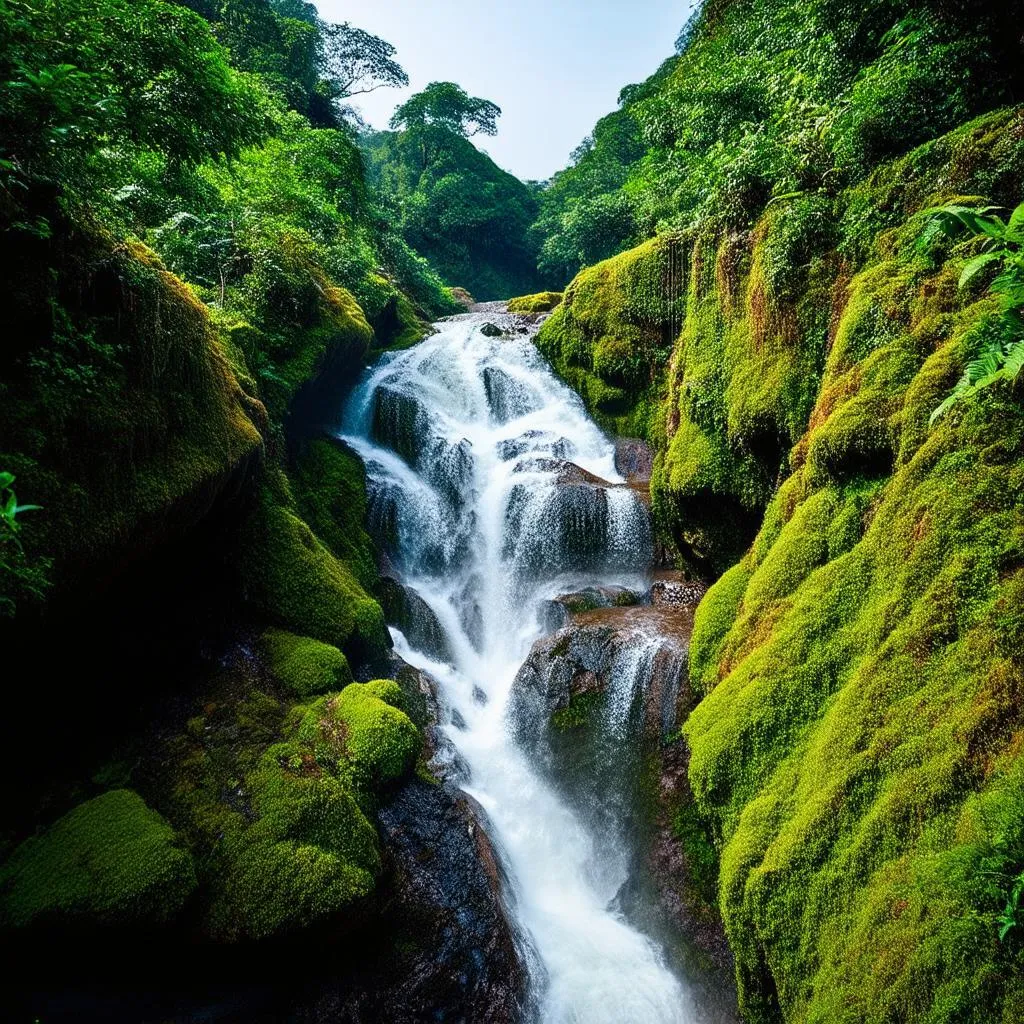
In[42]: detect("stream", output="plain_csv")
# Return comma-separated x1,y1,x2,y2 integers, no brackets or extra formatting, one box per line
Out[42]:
341,308,698,1023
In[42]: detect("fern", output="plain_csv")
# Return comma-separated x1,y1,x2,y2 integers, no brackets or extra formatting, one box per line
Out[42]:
923,202,1024,424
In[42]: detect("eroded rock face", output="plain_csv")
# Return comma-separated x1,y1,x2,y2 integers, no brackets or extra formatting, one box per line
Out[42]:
614,437,654,484
509,597,737,1014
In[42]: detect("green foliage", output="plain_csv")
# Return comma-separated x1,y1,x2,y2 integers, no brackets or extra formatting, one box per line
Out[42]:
0,0,268,202
923,202,1024,423
365,86,541,300
0,470,48,618
261,628,351,697
390,81,501,138
533,0,1021,281
317,21,408,100
0,790,197,929
551,690,604,731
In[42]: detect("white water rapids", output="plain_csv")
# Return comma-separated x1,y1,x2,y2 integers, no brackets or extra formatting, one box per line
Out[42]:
341,310,693,1023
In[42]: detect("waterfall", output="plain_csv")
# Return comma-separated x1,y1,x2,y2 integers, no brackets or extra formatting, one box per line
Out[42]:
341,311,693,1023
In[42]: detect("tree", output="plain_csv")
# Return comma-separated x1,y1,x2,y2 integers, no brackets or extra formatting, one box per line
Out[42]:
389,82,501,138
318,21,408,99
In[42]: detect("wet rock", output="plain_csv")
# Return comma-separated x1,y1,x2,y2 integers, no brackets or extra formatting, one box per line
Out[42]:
379,578,453,664
472,685,488,705
479,321,506,337
507,604,737,1015
370,382,427,465
495,429,575,463
296,779,530,1024
511,456,610,488
503,468,653,580
510,614,688,747
450,707,467,731
482,366,535,424
423,435,474,510
556,585,642,614
647,571,708,607
614,437,654,483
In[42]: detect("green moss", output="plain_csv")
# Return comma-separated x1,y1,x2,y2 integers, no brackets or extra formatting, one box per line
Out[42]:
689,561,753,696
0,221,263,603
683,240,1024,1021
326,682,420,786
236,479,388,664
552,689,604,731
234,231,373,423
535,236,682,438
290,437,379,592
261,628,351,697
0,790,196,929
205,747,380,941
507,291,563,314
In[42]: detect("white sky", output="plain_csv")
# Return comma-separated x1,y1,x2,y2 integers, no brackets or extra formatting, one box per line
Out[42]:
313,0,694,181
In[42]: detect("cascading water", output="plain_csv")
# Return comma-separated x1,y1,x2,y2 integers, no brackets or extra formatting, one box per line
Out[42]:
341,310,693,1023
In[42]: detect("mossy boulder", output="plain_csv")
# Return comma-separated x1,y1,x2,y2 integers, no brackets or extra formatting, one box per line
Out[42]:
536,236,682,439
0,216,263,607
236,480,389,666
295,681,420,788
290,437,379,592
507,291,563,314
0,790,196,930
261,628,351,697
206,748,381,941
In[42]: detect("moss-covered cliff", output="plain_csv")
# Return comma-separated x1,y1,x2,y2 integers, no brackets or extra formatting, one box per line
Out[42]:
537,106,1024,1021
0,190,422,949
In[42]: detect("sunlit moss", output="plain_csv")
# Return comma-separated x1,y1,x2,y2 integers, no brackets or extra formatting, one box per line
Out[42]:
507,291,563,313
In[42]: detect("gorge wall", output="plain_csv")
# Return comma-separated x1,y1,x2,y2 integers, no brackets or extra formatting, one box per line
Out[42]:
535,106,1024,1022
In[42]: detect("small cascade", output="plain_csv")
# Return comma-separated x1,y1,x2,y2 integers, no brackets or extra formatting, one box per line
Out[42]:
341,310,695,1023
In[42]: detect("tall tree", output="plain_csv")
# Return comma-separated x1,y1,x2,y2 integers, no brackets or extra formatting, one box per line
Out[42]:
390,82,501,138
318,22,408,98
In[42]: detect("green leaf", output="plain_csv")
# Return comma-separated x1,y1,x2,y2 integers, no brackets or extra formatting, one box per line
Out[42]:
959,252,1000,290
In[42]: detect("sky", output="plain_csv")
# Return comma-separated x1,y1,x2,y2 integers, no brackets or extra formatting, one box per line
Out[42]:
314,0,694,182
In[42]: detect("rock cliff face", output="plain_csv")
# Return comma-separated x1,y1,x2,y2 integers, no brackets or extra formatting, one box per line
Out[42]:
509,587,739,1021
0,199,527,1016
535,108,1024,1022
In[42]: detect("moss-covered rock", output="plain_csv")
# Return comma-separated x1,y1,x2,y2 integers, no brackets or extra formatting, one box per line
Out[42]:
0,790,196,930
290,437,379,592
0,216,263,608
261,628,351,697
295,681,420,789
507,291,563,314
678,115,1024,1023
538,105,1024,1022
206,747,381,941
236,478,389,665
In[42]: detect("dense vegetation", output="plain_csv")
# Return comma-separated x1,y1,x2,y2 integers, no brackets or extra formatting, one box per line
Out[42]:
3,0,1023,1020
363,81,543,301
0,0,448,957
534,0,1022,285
535,0,1024,1021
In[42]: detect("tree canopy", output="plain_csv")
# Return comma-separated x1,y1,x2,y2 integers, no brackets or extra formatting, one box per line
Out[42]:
318,22,409,99
390,81,501,138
